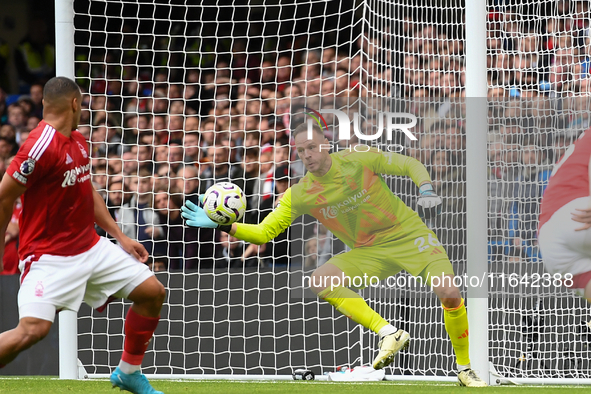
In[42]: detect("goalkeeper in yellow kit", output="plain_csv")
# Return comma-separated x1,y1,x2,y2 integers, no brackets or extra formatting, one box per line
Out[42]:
181,123,487,386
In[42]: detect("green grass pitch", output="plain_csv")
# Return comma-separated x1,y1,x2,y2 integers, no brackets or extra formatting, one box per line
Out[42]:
0,378,587,394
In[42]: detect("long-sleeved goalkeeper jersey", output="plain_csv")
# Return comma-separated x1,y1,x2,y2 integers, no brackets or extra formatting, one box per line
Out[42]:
234,148,432,248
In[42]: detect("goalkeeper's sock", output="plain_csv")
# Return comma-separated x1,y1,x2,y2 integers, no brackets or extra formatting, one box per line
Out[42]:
378,324,398,339
318,287,390,334
119,308,160,372
443,298,470,367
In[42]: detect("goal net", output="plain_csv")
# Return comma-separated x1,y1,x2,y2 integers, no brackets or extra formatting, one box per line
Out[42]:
69,0,591,381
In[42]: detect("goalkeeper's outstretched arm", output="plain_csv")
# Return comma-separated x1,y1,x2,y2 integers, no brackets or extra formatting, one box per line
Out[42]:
354,149,442,219
358,149,432,187
181,188,295,245
228,200,292,244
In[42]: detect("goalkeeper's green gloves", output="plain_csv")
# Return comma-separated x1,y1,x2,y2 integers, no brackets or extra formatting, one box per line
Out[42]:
181,200,219,228
417,183,442,220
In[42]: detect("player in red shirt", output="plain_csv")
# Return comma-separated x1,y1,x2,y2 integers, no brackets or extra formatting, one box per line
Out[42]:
539,130,591,300
0,77,165,394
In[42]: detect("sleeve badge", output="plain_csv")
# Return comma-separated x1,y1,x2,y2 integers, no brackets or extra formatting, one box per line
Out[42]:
20,158,36,176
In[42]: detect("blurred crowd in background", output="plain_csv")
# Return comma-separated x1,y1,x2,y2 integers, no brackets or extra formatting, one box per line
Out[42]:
1,1,591,274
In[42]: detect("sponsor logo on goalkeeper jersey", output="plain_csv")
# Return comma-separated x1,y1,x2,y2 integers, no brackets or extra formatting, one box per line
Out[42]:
320,189,369,219
320,206,338,219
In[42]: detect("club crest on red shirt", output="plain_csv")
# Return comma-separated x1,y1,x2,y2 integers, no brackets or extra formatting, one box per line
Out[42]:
77,141,88,158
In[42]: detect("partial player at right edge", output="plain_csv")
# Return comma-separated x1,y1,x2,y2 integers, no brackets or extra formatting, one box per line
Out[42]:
539,130,591,300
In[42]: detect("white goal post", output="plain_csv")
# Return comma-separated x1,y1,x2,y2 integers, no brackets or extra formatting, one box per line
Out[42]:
54,0,591,385
55,0,78,381
464,0,488,384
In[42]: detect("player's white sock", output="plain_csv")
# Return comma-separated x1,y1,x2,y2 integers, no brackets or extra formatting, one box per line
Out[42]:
457,363,471,372
118,360,141,374
378,324,398,339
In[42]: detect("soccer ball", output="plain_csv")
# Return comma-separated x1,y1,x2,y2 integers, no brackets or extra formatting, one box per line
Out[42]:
202,182,247,225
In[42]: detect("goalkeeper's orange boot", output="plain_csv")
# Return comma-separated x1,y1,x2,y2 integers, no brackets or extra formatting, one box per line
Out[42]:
372,329,410,370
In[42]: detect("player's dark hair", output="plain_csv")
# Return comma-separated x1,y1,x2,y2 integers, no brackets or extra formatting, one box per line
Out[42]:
43,77,80,103
291,122,323,139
